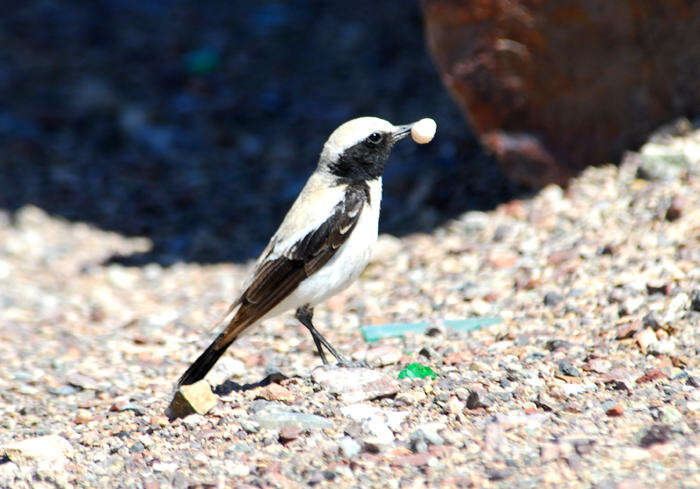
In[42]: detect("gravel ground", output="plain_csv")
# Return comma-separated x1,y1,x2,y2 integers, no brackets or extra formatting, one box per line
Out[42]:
1,122,698,488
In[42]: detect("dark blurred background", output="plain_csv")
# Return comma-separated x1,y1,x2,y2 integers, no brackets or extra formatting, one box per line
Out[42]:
0,0,516,264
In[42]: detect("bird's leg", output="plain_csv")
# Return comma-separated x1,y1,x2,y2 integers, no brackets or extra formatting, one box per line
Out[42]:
295,305,328,364
295,305,350,365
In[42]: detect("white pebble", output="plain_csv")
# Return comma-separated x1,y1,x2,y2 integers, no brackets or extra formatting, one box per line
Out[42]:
411,118,436,144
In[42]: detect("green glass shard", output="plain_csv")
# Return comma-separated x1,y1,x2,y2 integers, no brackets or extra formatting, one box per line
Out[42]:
398,363,437,379
360,317,501,342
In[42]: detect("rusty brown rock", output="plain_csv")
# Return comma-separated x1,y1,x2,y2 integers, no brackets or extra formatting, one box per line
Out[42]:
256,383,296,404
664,195,686,221
424,0,700,187
635,368,667,384
606,404,625,417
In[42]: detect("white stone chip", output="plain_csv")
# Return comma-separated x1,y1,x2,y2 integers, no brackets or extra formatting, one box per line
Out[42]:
411,118,437,144
2,435,74,464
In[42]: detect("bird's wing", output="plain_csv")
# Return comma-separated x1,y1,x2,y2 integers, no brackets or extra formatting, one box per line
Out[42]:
177,183,365,387
221,184,366,339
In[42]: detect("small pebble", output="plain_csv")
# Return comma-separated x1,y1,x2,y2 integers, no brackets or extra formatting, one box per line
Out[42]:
639,424,671,447
605,403,625,417
642,312,661,330
240,420,260,434
615,322,640,340
543,292,563,306
279,426,303,443
558,359,580,377
664,195,685,221
690,289,700,312
166,380,218,419
545,339,573,351
365,345,401,366
129,442,145,453
2,435,74,464
645,283,670,296
410,423,445,446
257,383,295,403
338,437,361,458
634,328,658,351
486,467,513,481
635,368,667,383
466,388,493,409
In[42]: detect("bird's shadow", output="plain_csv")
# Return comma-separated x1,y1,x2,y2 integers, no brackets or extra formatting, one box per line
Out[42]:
212,371,289,396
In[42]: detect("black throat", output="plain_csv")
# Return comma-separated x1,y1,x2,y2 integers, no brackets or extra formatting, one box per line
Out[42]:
327,137,392,187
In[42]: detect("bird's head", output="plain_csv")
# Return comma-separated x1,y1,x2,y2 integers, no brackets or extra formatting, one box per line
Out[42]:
319,116,415,183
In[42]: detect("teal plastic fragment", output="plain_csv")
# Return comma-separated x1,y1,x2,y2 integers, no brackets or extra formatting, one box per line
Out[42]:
360,317,501,342
398,362,437,380
185,49,220,75
361,322,430,342
444,317,501,332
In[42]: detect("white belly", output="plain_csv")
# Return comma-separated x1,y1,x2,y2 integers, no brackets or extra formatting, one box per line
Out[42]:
261,179,382,319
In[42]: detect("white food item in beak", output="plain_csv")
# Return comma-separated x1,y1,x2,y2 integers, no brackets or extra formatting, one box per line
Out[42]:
410,118,437,144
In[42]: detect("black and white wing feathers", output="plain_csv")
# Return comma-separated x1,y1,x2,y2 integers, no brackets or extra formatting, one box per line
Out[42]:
177,184,366,386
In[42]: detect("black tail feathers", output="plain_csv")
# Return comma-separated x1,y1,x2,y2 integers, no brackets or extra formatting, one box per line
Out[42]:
177,335,236,387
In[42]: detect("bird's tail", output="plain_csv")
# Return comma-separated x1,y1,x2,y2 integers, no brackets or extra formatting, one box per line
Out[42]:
177,331,237,387
177,300,263,386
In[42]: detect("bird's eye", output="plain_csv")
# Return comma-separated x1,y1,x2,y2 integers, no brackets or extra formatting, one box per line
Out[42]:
366,132,383,145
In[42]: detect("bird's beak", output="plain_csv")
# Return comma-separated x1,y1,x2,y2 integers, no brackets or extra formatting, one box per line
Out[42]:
390,124,413,143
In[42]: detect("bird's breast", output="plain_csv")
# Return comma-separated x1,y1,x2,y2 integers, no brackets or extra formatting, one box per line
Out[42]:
291,178,382,305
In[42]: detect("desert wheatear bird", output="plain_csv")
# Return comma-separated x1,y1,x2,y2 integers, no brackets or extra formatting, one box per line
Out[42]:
178,116,436,386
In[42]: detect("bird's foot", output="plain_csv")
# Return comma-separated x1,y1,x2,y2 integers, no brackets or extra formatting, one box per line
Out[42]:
334,358,370,369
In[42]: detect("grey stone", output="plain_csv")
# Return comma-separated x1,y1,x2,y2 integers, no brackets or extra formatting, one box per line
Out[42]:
486,467,513,481
637,144,689,180
543,292,563,306
254,411,333,430
690,289,700,312
129,442,145,453
545,339,572,351
466,387,494,409
410,423,445,447
225,442,252,456
639,424,671,447
338,436,361,458
558,359,580,377
48,385,81,396
240,420,260,434
312,367,398,403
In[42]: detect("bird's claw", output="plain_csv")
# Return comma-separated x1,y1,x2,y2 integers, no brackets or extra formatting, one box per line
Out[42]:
335,359,370,369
